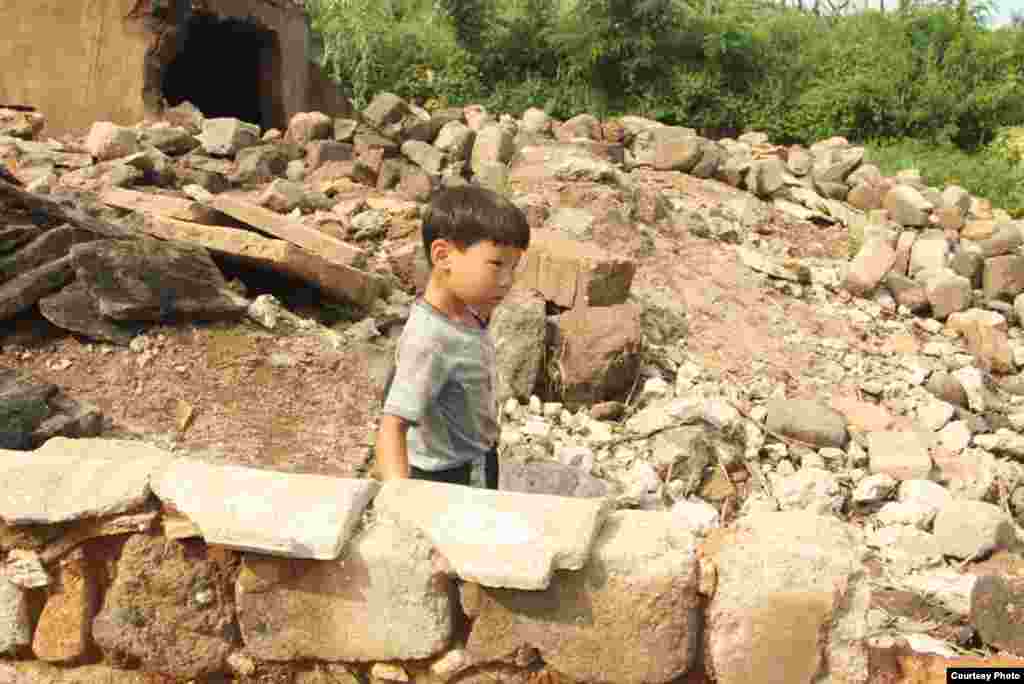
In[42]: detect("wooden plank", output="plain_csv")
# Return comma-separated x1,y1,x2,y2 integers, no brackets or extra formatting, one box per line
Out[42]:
203,194,363,267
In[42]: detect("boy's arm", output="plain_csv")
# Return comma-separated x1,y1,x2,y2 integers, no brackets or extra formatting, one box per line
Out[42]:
376,414,411,480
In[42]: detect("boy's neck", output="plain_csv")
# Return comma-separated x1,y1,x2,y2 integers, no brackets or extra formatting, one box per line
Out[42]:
423,279,483,328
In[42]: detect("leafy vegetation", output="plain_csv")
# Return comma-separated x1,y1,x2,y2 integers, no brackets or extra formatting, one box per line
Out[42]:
306,0,1024,209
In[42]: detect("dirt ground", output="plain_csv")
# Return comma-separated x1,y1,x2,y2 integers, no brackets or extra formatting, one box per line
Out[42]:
2,168,882,480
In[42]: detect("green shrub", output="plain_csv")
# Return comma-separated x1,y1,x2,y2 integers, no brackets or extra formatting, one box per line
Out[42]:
867,137,1024,217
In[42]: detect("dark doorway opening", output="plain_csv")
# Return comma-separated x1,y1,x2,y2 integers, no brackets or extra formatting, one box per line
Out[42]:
161,12,284,131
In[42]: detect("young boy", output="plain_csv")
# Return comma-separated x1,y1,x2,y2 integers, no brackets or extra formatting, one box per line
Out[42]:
376,185,530,488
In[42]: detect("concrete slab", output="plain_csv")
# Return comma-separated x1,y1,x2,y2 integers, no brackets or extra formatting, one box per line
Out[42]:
152,458,378,560
0,437,169,525
373,480,612,590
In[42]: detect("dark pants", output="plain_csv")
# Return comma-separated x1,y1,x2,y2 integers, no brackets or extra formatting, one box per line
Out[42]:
410,447,499,489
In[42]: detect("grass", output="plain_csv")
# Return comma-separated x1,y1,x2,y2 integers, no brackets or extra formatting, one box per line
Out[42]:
865,138,1024,219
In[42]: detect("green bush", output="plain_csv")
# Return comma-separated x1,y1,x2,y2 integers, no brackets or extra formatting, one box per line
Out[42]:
866,137,1024,217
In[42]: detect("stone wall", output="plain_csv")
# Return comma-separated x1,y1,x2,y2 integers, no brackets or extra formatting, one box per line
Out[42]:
0,436,879,684
0,0,348,138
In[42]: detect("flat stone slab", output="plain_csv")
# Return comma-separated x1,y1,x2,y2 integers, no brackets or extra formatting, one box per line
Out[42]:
152,457,379,559
236,514,452,662
98,187,220,225
373,480,612,590
0,437,170,525
139,215,384,310
464,510,701,684
205,194,363,267
38,280,143,345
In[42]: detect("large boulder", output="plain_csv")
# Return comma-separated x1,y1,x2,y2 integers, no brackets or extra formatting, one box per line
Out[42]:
489,289,547,403
703,512,869,684
92,534,236,678
464,511,700,684
548,303,642,409
884,185,933,227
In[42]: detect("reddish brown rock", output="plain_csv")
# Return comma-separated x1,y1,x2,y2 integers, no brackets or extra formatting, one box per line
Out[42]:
550,303,642,408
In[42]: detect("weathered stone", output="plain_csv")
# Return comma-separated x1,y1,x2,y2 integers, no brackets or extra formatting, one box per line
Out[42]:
933,499,1017,559
287,111,332,145
886,273,929,312
405,111,462,144
813,146,863,185
868,431,933,481
85,122,139,161
983,255,1024,301
464,511,699,684
304,141,353,172
704,512,869,684
200,117,259,156
498,461,610,499
123,146,175,186
737,246,811,283
976,222,1023,258
333,118,358,143
520,108,552,136
786,146,813,176
153,457,377,559
0,225,95,286
434,121,475,162
38,280,142,345
471,125,515,176
139,215,383,311
847,182,886,211
691,142,725,179
653,135,705,173
489,290,546,403
0,108,45,140
70,239,248,322
765,399,848,449
926,371,969,407
961,313,1016,373
550,303,642,409
845,239,896,296
970,573,1024,656
0,255,75,322
908,235,949,277
92,534,235,678
746,158,786,198
962,219,997,241
236,514,452,662
401,140,445,175
362,93,411,134
924,270,972,320
632,126,695,166
5,550,49,589
771,467,844,515
258,179,304,213
513,230,635,308
140,126,199,156
32,549,98,663
373,480,610,590
884,185,933,227
950,247,984,286
0,437,168,524
0,576,30,655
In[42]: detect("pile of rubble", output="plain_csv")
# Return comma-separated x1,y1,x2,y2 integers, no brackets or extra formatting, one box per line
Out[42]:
4,90,1024,679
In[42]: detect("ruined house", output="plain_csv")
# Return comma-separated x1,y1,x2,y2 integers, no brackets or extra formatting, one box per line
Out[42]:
0,0,351,137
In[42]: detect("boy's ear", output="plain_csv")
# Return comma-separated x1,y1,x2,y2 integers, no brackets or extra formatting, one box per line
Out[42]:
430,239,452,270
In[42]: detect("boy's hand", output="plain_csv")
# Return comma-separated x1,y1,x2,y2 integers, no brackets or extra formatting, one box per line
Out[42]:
375,415,411,480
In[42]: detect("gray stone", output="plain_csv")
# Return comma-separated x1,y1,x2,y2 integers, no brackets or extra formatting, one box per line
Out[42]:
765,399,848,449
70,239,249,322
977,222,1023,258
471,125,515,176
0,437,167,524
401,140,445,175
489,290,546,403
983,255,1024,301
770,467,844,515
463,511,700,684
373,480,611,590
909,236,949,278
867,431,933,481
704,512,869,684
200,117,260,156
85,122,139,161
884,185,933,227
152,457,378,559
362,92,411,133
746,158,786,198
544,207,595,240
924,270,972,320
971,572,1024,655
933,499,1017,559
141,126,199,156
236,145,288,183
434,121,475,162
38,280,142,345
236,514,453,662
0,577,30,655
498,461,609,499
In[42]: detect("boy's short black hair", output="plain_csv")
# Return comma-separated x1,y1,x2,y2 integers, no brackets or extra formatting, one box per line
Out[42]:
422,185,530,266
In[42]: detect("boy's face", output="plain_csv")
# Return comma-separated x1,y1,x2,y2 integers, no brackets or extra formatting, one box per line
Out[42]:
438,239,524,313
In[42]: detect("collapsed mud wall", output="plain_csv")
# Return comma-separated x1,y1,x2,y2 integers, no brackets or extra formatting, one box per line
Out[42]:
0,0,349,138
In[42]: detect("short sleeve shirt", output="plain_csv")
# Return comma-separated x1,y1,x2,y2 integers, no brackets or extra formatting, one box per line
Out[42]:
381,299,499,472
